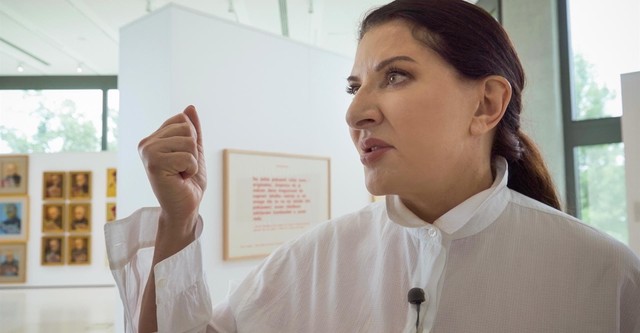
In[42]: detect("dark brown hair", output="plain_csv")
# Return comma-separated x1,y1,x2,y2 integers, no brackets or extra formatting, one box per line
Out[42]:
359,0,561,210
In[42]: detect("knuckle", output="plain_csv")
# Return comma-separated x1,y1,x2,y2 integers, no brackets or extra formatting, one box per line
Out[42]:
186,138,197,152
137,139,151,158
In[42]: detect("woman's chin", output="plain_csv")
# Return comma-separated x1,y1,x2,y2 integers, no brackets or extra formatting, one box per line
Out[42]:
365,180,390,197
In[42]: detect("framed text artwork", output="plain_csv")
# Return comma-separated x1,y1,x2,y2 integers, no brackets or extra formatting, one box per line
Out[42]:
223,149,331,260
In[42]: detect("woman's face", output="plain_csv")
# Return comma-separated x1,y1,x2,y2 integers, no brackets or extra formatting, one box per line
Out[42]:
346,20,484,198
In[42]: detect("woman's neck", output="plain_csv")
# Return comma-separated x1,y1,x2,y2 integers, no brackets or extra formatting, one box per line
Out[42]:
400,161,494,224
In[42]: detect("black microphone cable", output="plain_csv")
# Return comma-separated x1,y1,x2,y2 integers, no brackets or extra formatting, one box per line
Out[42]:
408,287,425,332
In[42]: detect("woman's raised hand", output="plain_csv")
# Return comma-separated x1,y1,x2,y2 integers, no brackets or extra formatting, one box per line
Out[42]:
138,105,207,227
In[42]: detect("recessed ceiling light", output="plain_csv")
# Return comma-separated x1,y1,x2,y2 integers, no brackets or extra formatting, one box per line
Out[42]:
17,63,24,72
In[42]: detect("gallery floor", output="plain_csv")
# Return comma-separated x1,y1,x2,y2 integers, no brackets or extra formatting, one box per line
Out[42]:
0,286,119,332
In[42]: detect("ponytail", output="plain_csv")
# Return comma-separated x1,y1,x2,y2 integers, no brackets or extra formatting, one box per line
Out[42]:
493,127,561,210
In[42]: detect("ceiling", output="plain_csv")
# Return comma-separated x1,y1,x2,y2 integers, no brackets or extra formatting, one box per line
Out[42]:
0,0,485,77
0,0,390,76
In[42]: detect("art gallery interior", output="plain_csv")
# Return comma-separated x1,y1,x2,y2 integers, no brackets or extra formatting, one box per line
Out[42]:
0,0,638,331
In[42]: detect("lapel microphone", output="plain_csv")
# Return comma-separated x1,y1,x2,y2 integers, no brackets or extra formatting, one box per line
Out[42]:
408,287,426,332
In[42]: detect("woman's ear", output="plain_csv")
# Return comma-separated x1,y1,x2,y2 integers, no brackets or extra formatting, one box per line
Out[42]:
469,75,512,136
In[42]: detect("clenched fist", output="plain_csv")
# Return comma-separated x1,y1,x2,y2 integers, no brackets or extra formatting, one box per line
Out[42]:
138,105,207,228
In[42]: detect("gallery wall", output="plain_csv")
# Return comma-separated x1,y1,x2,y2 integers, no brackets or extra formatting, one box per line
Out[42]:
0,152,117,288
118,4,366,304
502,0,566,203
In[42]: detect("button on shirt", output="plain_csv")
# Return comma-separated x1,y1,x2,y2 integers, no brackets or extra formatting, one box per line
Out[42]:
106,158,640,333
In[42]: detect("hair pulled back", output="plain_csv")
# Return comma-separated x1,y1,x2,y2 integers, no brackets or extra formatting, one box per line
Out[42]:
359,0,560,210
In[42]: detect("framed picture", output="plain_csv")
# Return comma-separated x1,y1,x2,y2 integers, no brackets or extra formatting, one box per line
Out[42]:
67,203,91,233
106,168,117,197
106,202,116,222
223,149,331,260
41,236,64,265
0,243,27,283
0,196,29,242
67,235,91,265
43,172,66,200
68,171,92,199
42,203,65,233
0,155,28,195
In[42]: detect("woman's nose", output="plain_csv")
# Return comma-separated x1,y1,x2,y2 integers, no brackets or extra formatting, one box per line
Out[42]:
345,90,383,130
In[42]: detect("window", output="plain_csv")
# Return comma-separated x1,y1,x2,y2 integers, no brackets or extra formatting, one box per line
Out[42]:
575,143,628,243
0,76,117,153
560,0,639,243
106,89,119,151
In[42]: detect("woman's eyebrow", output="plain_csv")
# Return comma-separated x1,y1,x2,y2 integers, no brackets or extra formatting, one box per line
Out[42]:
346,55,417,82
374,55,416,71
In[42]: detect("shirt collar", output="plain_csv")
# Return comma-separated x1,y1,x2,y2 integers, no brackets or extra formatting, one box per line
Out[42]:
385,157,511,239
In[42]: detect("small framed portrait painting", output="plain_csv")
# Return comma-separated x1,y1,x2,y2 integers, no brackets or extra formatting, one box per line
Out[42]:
68,171,92,200
106,203,116,222
0,196,29,243
67,203,91,233
42,203,65,233
106,168,117,198
43,172,66,200
41,236,65,265
0,243,27,283
67,235,91,265
0,155,28,195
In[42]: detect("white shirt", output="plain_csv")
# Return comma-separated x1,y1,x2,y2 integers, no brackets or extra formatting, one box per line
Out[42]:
106,159,640,332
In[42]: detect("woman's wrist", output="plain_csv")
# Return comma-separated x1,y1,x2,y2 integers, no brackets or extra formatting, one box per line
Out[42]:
154,210,199,262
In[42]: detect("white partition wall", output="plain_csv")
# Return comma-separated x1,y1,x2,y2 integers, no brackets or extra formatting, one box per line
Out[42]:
118,4,366,303
621,72,640,256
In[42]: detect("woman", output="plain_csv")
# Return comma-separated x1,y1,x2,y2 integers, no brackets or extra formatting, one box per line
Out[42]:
107,0,640,332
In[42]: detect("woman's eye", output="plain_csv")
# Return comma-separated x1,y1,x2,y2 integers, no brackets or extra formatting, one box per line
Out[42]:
386,71,408,86
346,85,360,95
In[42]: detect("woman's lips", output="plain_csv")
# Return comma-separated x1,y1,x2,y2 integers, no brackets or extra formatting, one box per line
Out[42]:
360,138,393,166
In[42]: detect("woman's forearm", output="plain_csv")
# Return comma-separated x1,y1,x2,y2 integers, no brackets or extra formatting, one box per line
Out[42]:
138,211,198,333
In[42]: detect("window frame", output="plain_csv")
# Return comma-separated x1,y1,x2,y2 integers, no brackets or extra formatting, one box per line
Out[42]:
0,76,118,151
557,0,623,217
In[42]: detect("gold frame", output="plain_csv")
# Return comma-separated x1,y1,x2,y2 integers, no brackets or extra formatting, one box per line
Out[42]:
42,171,66,200
106,202,116,222
42,203,65,234
223,149,331,261
67,203,91,233
0,155,28,196
0,243,27,283
41,236,65,266
106,168,117,197
68,171,92,200
0,196,29,243
67,235,91,265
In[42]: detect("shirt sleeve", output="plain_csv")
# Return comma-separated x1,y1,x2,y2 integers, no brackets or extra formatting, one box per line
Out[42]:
620,251,640,333
105,207,223,333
